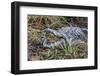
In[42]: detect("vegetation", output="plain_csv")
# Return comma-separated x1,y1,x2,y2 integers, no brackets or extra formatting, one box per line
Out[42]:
28,15,88,61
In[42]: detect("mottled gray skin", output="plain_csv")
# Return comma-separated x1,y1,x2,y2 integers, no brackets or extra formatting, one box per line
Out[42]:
43,26,87,48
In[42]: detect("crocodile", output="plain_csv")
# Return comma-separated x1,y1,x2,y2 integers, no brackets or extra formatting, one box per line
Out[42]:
43,26,87,49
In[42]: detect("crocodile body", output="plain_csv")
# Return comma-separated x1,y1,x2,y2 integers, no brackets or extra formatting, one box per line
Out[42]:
43,26,87,48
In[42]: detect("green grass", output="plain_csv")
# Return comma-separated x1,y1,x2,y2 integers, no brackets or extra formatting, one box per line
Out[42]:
39,42,87,60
